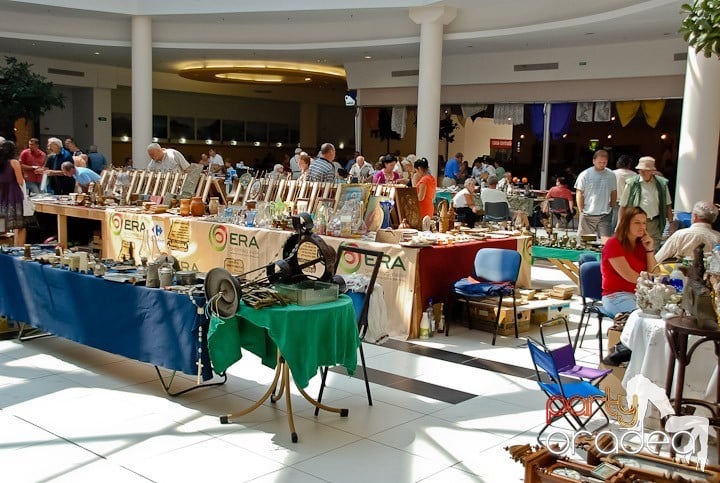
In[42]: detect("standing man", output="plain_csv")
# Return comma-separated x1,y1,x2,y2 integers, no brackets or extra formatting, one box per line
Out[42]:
619,156,673,250
86,145,107,174
65,137,88,167
146,143,190,173
41,137,76,195
575,150,617,241
443,152,462,187
612,154,635,228
306,143,336,182
289,147,302,179
19,138,45,194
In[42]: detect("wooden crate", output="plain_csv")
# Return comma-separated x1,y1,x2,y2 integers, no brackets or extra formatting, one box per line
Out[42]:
530,301,571,325
466,301,531,336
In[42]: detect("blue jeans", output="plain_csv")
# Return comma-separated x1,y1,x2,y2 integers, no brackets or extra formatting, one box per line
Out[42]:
25,181,42,195
601,292,636,317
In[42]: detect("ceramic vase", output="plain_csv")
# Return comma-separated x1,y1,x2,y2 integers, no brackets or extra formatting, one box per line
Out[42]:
179,198,191,216
190,197,205,216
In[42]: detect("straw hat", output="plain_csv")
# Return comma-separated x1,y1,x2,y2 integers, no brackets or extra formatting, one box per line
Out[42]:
635,156,656,171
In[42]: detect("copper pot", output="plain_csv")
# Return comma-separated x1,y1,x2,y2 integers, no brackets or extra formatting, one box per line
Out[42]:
190,197,205,216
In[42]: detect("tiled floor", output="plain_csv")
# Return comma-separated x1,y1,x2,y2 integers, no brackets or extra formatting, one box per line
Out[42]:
0,264,700,482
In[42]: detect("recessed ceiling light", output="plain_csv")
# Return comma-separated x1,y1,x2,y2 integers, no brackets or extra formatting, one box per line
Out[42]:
304,77,311,81
94,51,100,55
364,55,372,59
585,32,594,35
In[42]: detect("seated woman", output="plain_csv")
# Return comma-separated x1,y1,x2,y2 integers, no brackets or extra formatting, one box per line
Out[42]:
452,178,480,227
601,206,657,316
373,154,400,184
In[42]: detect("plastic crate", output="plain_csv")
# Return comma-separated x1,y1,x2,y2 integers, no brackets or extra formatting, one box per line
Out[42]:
274,281,339,306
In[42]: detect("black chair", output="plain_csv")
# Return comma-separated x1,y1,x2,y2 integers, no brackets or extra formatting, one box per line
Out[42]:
577,261,611,364
527,338,610,444
548,198,574,232
315,245,383,414
450,248,521,345
483,201,512,222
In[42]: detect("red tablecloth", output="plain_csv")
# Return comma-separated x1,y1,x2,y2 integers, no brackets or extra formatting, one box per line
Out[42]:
417,237,518,309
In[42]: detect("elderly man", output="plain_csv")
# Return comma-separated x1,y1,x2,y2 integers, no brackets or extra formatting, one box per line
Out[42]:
619,156,672,250
41,137,76,195
655,201,720,263
349,155,373,183
146,143,190,173
575,149,616,241
61,161,101,191
306,143,336,182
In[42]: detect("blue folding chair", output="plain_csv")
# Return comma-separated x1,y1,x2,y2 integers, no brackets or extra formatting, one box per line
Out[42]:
527,338,610,444
576,261,612,364
450,248,521,345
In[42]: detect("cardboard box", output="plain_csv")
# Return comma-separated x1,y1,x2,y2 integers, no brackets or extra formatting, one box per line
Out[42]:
466,301,531,336
530,302,571,325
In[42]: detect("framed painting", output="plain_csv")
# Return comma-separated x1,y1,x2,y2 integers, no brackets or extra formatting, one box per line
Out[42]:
394,187,422,230
364,195,391,232
314,198,336,220
335,183,371,213
294,198,310,215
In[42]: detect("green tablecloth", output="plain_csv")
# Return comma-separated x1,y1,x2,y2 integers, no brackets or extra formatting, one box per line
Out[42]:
208,295,358,388
531,245,600,263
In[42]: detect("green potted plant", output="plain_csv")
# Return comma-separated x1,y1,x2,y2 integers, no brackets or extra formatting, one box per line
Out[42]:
679,1,720,58
0,56,65,142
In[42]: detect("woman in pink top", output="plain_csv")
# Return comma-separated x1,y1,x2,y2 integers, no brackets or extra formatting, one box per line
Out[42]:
373,154,400,184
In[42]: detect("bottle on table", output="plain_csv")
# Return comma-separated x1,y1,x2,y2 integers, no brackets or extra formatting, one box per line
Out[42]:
426,298,435,337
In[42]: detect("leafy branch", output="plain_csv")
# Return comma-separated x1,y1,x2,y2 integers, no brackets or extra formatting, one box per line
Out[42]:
680,1,720,58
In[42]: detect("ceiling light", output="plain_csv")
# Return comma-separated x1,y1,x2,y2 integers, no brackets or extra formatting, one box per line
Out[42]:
205,139,213,144
611,116,616,121
152,137,158,142
179,137,186,144
562,133,567,139
230,140,238,146
519,134,525,139
276,142,283,147
364,55,372,59
660,134,668,140
607,134,612,139
507,117,512,121
94,51,100,55
179,60,346,86
121,135,129,142
338,142,345,150
253,141,260,147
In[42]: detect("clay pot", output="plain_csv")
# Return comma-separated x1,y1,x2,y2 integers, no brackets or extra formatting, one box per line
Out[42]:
190,197,205,216
208,197,219,215
179,198,191,216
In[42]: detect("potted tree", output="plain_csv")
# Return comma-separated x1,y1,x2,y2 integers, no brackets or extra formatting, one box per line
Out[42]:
679,1,720,58
0,56,65,144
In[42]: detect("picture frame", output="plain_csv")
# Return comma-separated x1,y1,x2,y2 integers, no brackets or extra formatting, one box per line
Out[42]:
294,198,310,215
245,179,262,202
364,194,391,231
335,183,371,214
314,198,336,220
394,186,422,229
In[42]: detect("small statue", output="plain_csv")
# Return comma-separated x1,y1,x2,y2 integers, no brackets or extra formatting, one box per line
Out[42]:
681,243,717,327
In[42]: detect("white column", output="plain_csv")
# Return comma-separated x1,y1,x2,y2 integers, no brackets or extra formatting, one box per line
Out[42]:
410,5,456,177
92,87,112,164
131,16,153,169
675,46,720,213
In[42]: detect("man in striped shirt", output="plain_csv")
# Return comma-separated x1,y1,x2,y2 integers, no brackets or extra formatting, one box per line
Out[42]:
306,143,336,182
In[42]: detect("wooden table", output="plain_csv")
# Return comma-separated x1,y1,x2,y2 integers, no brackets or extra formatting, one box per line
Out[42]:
531,245,599,285
33,201,109,255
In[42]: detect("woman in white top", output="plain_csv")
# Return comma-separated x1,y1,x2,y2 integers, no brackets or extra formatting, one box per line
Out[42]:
452,178,480,227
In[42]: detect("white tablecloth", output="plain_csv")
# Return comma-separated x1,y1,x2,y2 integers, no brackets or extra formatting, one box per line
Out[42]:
621,310,717,401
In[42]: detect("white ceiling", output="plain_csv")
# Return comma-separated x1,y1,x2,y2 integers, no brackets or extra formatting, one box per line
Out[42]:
0,0,687,74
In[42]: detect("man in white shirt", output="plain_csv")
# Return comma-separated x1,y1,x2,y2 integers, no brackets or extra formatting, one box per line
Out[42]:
208,148,224,174
146,143,190,173
480,175,509,206
575,150,617,241
349,155,373,183
655,201,720,263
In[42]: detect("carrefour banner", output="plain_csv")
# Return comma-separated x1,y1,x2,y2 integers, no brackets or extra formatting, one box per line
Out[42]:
322,237,418,338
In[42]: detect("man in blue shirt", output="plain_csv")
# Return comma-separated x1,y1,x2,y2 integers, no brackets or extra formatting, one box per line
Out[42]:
61,161,101,192
443,152,463,187
87,145,107,174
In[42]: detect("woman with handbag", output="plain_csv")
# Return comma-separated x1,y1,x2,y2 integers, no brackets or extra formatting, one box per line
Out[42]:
0,141,27,246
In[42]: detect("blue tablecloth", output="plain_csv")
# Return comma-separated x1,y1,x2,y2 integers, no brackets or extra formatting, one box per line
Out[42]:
0,253,214,380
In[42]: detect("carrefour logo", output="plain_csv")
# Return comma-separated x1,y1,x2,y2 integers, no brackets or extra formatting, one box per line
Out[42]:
110,213,123,236
208,224,229,252
153,224,163,237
